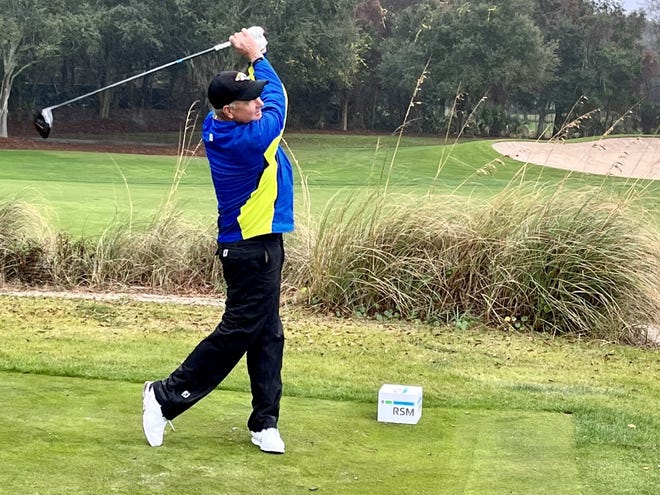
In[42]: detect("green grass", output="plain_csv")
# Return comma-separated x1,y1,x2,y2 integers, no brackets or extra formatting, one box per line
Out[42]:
0,133,658,491
0,295,658,494
0,150,215,235
1,373,579,494
1,134,657,235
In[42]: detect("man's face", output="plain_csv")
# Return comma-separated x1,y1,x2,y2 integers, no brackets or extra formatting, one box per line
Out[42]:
227,97,264,123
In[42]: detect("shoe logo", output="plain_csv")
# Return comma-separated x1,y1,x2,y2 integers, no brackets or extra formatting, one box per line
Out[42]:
181,390,191,399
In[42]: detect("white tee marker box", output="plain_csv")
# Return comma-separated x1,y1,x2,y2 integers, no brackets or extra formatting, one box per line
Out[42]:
377,384,423,424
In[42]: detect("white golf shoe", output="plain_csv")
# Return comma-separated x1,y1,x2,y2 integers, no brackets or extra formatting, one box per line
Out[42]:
250,428,285,454
142,381,170,447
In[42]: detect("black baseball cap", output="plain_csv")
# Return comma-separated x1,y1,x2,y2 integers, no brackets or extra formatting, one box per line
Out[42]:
208,71,268,109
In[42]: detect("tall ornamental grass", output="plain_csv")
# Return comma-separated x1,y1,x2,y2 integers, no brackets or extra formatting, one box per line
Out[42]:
0,198,53,284
0,104,222,293
1,177,658,342
50,213,220,290
1,94,658,342
285,186,660,342
284,83,660,342
0,198,220,292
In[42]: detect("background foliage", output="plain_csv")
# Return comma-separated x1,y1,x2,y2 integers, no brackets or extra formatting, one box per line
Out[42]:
1,0,659,136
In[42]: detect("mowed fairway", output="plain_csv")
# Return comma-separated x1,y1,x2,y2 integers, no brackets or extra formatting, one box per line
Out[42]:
1,374,579,495
0,149,216,235
1,134,658,235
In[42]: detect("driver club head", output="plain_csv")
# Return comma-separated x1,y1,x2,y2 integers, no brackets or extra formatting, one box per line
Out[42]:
34,108,52,138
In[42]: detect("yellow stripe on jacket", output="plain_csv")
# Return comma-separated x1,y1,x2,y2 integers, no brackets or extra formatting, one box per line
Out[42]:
237,135,282,238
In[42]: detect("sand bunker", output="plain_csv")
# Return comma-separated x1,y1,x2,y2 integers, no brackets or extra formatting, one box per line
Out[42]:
492,137,660,181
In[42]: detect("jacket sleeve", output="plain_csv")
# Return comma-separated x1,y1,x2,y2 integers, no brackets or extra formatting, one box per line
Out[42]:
242,57,287,152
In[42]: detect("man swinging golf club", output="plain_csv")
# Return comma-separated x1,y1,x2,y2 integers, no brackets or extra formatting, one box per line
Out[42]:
142,27,293,454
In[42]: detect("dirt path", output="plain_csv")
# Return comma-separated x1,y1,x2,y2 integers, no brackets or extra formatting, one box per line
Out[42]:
492,137,660,180
0,287,224,307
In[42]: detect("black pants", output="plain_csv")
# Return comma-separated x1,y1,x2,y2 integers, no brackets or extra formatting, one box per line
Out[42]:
153,233,285,432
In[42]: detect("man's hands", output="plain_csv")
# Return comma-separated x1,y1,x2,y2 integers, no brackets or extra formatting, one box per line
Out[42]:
230,28,267,63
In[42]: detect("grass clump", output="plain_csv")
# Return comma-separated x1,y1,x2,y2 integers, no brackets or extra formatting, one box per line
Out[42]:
0,198,53,284
2,182,658,343
287,186,660,342
0,104,223,293
1,210,221,292
57,212,220,290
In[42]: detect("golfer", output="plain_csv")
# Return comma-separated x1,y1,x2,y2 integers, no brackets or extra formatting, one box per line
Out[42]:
142,27,293,454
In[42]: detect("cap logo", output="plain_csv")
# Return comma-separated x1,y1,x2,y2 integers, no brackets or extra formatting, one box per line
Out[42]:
235,72,250,81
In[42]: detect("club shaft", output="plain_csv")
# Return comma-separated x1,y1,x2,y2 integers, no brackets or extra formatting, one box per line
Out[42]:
45,41,232,111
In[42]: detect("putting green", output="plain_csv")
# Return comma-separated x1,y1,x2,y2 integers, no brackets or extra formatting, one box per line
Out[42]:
1,372,580,494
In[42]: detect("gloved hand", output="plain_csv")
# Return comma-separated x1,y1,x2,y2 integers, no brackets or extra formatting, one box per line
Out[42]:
246,26,268,53
230,28,267,61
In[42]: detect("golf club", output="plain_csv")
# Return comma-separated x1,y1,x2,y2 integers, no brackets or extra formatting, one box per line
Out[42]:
34,26,267,138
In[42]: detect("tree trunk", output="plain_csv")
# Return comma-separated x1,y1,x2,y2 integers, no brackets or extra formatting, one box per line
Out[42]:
0,113,7,139
341,96,348,131
99,58,114,119
553,112,564,137
141,74,151,109
99,90,112,119
0,71,15,138
535,101,553,139
370,87,378,130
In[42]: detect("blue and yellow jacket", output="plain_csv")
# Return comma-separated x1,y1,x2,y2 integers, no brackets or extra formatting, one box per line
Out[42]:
202,57,294,242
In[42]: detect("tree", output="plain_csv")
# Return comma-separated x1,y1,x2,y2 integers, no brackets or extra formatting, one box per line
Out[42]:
532,0,646,137
59,0,165,119
261,0,366,129
377,0,557,135
376,1,439,130
590,3,645,132
638,0,660,131
166,0,268,107
0,0,66,137
531,0,584,137
349,0,388,130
